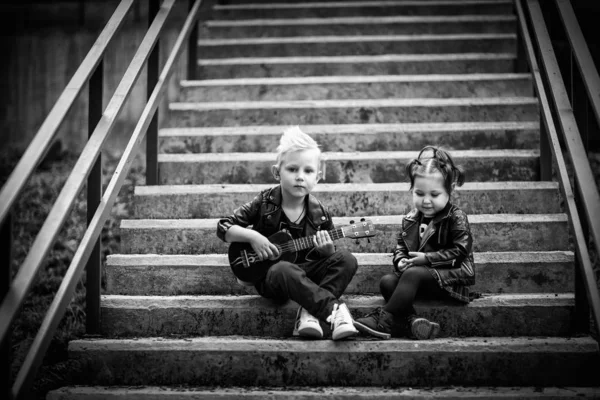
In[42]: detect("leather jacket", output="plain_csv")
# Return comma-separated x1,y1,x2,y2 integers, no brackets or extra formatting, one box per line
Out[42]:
393,202,475,287
217,185,334,262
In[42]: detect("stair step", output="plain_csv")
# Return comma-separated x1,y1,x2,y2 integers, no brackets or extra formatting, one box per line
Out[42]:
197,34,516,58
119,214,569,254
105,251,574,296
180,73,533,102
167,97,538,127
133,182,560,218
197,53,518,78
160,122,540,153
211,1,515,19
67,336,600,386
204,15,517,38
46,386,600,400
100,293,575,338
157,149,540,184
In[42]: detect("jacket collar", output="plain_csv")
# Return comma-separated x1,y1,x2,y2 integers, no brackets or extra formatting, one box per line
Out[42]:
403,202,454,251
266,185,326,228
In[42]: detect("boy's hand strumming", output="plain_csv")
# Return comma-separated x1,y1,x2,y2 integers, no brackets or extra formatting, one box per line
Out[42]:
250,233,280,261
313,230,334,257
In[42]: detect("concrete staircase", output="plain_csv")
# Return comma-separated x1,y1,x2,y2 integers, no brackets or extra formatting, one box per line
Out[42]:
49,0,600,398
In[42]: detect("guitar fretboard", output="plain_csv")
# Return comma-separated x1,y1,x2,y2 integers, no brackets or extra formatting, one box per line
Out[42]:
279,228,345,254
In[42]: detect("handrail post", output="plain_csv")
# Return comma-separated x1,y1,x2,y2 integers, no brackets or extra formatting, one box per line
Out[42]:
86,61,103,335
573,179,591,334
187,0,198,80
146,0,160,185
539,114,552,180
1,213,12,399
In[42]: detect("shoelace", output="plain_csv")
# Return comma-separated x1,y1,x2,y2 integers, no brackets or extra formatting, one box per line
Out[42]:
326,303,339,329
327,303,351,330
364,306,384,319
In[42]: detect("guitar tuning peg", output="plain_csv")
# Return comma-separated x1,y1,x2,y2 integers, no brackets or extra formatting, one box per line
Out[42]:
367,238,371,244
355,239,360,245
349,220,355,225
360,218,365,222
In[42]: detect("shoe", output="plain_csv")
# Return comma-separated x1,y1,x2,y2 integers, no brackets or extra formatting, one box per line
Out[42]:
353,307,393,339
408,315,440,340
292,307,323,339
327,303,358,340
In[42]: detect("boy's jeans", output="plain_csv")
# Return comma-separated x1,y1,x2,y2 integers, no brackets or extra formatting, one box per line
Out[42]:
255,249,358,322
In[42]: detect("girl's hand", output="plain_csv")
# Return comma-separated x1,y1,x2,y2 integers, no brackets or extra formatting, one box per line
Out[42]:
250,234,280,261
313,230,334,257
397,258,411,272
407,251,428,266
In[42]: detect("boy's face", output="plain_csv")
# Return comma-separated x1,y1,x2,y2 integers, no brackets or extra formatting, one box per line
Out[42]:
273,149,321,199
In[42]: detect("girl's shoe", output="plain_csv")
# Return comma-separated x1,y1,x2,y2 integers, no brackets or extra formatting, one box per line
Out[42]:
354,307,393,339
409,315,440,340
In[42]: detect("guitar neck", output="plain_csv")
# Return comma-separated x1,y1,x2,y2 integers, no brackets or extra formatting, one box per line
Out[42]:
282,228,345,254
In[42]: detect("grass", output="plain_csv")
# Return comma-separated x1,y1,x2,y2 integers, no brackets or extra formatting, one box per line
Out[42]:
1,147,599,399
1,147,145,398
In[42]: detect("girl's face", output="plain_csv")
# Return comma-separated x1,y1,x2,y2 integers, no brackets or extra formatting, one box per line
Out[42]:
412,171,450,217
274,149,321,200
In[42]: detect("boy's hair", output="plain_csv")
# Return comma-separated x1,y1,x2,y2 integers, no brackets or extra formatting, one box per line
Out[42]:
275,126,321,167
405,146,465,194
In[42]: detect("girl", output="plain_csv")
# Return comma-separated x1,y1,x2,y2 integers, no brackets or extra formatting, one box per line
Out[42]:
354,146,475,340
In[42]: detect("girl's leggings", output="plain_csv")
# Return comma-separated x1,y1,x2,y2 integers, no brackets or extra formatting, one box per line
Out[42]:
380,266,446,318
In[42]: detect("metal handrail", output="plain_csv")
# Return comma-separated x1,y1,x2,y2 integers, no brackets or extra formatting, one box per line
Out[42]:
0,0,175,350
10,2,202,397
0,0,134,230
516,0,600,333
0,0,205,398
553,0,600,269
555,0,600,127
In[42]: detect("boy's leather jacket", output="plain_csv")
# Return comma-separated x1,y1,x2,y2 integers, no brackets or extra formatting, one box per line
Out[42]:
217,185,334,261
393,202,475,286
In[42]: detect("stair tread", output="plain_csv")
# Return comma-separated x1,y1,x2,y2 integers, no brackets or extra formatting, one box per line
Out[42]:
169,97,537,110
101,293,575,308
107,251,574,265
207,14,517,27
158,149,539,161
213,0,514,10
119,213,568,229
181,73,531,86
197,52,516,65
160,121,539,136
198,33,516,46
135,181,558,195
69,335,599,351
47,385,600,399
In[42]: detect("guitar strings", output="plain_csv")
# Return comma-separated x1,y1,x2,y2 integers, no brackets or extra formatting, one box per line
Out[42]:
274,229,345,253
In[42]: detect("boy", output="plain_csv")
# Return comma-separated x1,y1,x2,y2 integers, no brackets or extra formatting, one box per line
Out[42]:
217,126,358,340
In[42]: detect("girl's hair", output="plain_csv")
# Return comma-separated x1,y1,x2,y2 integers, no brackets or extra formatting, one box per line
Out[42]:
405,146,465,193
275,126,321,167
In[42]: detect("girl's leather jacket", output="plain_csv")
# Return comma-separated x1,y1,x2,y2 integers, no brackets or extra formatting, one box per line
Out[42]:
393,202,475,287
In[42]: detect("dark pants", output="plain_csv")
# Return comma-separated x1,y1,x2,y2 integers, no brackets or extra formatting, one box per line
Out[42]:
380,266,448,319
255,249,358,321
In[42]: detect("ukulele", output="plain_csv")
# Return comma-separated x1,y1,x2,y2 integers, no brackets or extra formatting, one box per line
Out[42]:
229,219,376,284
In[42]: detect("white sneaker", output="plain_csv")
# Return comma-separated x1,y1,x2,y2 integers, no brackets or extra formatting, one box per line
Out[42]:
327,303,358,340
292,307,323,339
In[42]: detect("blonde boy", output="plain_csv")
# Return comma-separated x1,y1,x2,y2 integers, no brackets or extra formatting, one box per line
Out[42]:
217,126,358,340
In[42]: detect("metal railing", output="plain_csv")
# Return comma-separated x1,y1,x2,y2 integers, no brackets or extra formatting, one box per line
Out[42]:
515,0,600,334
0,1,203,398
